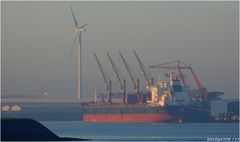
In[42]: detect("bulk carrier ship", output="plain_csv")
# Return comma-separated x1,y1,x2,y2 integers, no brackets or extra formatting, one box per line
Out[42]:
81,51,211,123
69,5,210,123
82,103,210,123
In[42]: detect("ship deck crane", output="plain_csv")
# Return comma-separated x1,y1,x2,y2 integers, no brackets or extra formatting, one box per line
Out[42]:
133,50,158,103
107,52,126,104
119,52,140,97
94,53,112,103
149,60,208,101
133,49,153,89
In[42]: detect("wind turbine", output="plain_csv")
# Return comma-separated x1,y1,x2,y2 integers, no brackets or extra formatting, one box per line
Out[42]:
70,3,88,100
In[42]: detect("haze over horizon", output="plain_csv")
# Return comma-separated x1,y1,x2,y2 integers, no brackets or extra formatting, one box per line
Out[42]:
2,1,239,102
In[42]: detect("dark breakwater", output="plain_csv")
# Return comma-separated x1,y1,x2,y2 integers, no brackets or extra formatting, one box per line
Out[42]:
1,118,89,141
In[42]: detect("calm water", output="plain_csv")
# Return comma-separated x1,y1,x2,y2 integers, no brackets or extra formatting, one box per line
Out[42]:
41,122,239,141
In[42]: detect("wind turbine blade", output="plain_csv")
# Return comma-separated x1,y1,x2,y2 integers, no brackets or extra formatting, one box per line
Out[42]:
80,22,89,28
70,3,79,28
69,35,78,62
73,34,78,48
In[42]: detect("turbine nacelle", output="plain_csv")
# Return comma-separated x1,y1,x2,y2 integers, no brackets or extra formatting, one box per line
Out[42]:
75,28,86,34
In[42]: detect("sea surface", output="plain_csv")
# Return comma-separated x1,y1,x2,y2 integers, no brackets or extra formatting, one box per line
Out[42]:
41,122,239,141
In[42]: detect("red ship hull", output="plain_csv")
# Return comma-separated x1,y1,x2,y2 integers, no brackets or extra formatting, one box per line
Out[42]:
83,114,173,123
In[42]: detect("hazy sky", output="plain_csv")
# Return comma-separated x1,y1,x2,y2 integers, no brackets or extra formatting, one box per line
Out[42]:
2,1,239,101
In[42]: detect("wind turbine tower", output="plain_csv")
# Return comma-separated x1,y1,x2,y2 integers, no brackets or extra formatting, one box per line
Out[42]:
70,4,88,100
